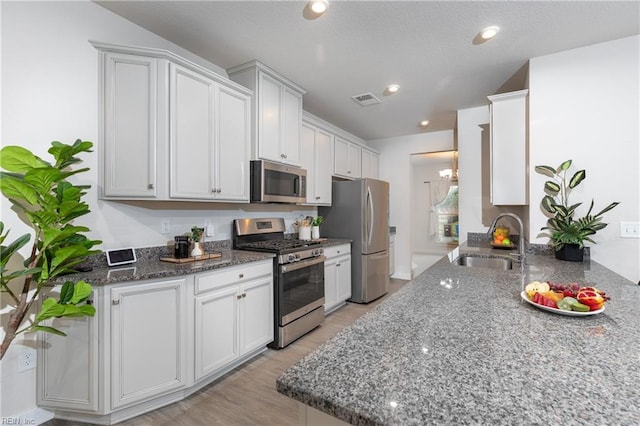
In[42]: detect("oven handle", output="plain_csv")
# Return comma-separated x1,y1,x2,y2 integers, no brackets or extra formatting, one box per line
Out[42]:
280,256,326,273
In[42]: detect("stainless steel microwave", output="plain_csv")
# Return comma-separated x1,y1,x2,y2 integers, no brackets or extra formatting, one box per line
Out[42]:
250,160,306,204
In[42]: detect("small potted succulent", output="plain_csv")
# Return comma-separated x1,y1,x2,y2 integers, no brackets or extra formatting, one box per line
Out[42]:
535,159,619,261
311,216,324,240
189,226,204,257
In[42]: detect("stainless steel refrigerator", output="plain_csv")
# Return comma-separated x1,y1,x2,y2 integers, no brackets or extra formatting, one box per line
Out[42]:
319,178,390,303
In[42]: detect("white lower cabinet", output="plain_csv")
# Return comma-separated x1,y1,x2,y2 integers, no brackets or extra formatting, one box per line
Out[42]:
323,244,352,314
111,278,188,409
37,260,273,424
194,260,273,381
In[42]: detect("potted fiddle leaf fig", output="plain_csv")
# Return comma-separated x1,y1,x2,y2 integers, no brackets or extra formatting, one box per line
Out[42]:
0,140,101,360
535,159,619,261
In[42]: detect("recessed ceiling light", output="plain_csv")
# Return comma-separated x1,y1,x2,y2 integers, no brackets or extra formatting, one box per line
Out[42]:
383,84,400,96
420,120,430,127
480,26,500,40
309,0,328,14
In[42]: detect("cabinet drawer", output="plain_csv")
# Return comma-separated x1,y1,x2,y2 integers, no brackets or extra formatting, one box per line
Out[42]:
195,260,272,294
323,244,351,260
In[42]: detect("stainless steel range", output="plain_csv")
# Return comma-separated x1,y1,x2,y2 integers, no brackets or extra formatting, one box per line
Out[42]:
233,218,325,349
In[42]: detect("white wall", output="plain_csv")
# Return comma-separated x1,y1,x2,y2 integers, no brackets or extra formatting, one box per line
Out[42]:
0,1,313,421
369,131,454,279
457,105,489,241
529,35,640,283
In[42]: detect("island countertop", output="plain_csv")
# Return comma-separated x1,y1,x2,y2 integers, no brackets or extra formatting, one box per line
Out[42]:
276,247,640,425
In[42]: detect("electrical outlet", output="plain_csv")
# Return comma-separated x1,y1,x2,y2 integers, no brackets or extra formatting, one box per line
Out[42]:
205,221,214,237
18,348,36,372
161,220,171,234
620,222,640,238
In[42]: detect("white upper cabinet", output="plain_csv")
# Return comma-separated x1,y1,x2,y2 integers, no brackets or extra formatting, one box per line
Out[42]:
101,52,161,199
487,89,529,205
334,137,362,179
169,64,250,201
300,121,333,205
227,61,306,166
93,42,251,203
361,149,380,179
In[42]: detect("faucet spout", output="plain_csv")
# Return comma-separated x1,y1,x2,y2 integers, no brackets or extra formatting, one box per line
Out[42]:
488,213,526,261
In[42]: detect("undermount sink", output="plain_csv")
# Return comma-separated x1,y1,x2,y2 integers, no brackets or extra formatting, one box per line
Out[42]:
453,254,513,271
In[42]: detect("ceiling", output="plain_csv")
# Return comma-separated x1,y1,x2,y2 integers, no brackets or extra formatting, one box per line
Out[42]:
95,1,639,141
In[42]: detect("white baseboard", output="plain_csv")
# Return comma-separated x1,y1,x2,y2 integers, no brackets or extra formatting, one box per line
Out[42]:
391,272,411,280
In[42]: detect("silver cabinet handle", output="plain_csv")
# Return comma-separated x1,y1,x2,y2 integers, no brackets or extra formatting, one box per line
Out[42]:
147,183,154,189
242,293,247,298
217,188,222,193
315,196,320,199
112,300,120,305
236,294,242,300
239,273,244,279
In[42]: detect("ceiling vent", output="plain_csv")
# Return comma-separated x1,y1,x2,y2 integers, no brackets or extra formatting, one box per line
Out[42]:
351,92,381,107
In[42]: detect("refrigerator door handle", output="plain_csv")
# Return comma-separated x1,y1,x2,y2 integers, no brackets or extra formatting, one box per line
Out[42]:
367,186,374,246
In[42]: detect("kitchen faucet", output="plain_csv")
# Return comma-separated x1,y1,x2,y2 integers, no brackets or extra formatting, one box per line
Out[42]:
488,213,526,262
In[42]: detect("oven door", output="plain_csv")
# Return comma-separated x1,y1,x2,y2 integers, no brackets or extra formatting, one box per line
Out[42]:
278,256,325,326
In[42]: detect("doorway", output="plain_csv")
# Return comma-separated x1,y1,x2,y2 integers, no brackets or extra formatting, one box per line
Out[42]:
410,150,458,278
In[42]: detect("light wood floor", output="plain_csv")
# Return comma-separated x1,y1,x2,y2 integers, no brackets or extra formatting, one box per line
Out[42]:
49,278,407,426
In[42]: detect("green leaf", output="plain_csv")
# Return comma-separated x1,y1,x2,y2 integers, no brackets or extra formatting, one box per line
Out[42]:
0,175,39,205
32,325,67,336
544,180,561,196
36,298,65,321
568,170,586,188
0,146,48,172
541,196,556,214
79,304,96,316
595,201,620,218
0,232,31,266
70,281,93,304
558,160,572,171
534,165,556,177
24,167,62,192
50,245,86,272
58,281,74,304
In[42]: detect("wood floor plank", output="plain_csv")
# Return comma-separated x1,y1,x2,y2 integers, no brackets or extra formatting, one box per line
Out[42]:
48,279,406,426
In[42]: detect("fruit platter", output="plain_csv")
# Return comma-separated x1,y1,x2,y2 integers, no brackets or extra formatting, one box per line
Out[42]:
521,281,609,316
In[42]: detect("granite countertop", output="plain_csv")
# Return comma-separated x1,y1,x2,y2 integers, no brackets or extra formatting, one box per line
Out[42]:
276,244,640,425
54,238,351,286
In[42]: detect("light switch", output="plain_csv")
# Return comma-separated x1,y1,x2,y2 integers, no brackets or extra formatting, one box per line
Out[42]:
620,222,640,238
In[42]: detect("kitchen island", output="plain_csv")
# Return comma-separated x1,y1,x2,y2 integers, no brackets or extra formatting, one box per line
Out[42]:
277,245,640,425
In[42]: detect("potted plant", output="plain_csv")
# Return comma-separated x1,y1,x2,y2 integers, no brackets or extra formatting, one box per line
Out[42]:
535,159,619,261
311,216,324,240
189,226,204,256
0,140,101,359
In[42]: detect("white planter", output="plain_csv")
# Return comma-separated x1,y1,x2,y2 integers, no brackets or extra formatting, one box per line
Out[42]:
191,242,203,257
299,226,311,241
312,226,320,240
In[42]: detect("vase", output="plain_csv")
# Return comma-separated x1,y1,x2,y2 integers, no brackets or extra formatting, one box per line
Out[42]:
312,226,320,240
191,241,203,257
299,226,311,241
555,244,584,262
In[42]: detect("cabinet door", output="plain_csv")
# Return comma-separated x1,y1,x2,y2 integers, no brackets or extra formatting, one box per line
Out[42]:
362,149,379,179
282,87,302,166
333,137,350,177
300,123,317,204
239,275,273,354
257,72,282,162
323,258,338,314
315,128,333,204
38,287,100,413
336,255,352,303
347,143,362,178
488,90,528,205
216,85,250,201
111,278,188,409
103,52,157,198
170,64,215,199
194,286,239,381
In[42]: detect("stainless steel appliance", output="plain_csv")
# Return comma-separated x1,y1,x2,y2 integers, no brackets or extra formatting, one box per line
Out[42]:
250,160,306,204
319,178,390,303
233,218,324,349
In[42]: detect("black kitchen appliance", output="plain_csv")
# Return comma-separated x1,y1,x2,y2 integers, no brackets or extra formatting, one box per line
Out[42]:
233,218,325,348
